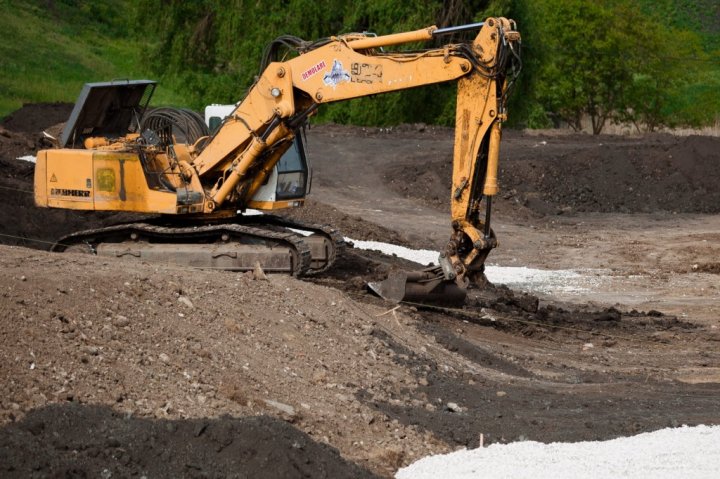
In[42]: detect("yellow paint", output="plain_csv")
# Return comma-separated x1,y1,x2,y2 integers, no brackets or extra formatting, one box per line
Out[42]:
92,151,178,213
35,149,181,214
346,26,436,50
44,149,94,210
247,199,305,210
34,16,520,284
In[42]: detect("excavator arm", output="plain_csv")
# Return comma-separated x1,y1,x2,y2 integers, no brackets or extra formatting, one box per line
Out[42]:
192,18,521,297
33,18,520,302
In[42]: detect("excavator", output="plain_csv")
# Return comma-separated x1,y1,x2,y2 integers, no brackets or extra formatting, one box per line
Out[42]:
33,18,521,304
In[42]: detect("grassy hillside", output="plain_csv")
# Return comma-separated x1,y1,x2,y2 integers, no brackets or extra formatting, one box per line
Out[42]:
1,0,718,127
0,0,184,119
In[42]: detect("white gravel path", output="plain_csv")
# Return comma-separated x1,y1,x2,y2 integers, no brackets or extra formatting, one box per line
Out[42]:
396,425,720,479
348,238,594,294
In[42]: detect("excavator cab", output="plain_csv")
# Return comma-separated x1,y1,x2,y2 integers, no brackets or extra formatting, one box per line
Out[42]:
247,134,310,209
205,104,311,210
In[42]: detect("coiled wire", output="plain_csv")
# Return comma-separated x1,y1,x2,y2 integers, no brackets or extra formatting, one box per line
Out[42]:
140,107,209,146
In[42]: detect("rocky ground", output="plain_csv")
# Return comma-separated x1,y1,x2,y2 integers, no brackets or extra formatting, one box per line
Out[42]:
0,105,719,477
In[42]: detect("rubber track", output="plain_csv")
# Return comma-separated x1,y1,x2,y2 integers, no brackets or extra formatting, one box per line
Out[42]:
248,215,346,275
53,222,313,277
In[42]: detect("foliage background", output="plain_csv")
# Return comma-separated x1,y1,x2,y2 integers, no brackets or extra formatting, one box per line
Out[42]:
1,0,718,132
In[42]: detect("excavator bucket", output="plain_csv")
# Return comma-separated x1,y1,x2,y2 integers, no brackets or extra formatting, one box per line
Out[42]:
367,266,467,305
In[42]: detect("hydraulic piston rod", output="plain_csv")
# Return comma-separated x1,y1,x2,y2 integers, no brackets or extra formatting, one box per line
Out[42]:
433,22,485,36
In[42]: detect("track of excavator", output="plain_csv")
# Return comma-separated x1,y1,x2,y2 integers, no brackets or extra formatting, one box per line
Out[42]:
52,215,345,276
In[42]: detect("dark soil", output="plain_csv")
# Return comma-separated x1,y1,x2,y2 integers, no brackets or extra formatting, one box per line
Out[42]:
385,132,720,215
0,156,142,249
0,127,46,162
280,198,412,246
0,403,380,479
2,104,719,477
360,324,719,448
1,102,73,133
313,249,720,451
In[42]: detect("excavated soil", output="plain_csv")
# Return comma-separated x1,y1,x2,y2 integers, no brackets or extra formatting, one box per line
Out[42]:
1,102,73,133
384,130,720,215
1,404,379,478
1,105,719,477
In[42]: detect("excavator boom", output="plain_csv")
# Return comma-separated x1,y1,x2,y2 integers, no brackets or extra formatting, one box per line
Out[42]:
33,18,521,303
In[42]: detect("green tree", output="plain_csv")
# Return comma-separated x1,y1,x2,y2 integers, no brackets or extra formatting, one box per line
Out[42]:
522,0,706,134
618,27,705,132
131,0,512,123
529,0,627,133
520,0,717,134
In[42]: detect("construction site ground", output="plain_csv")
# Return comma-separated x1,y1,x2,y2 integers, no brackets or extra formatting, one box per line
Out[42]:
1,104,719,478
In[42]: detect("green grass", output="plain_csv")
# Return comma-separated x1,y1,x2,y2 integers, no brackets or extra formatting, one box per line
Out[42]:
0,0,185,119
2,0,717,127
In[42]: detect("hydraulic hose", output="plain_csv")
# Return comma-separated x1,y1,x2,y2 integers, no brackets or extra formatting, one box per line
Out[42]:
140,107,209,146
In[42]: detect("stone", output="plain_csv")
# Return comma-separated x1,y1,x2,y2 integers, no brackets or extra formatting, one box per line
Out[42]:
177,296,194,309
446,402,461,413
263,399,296,416
253,262,268,281
112,315,130,327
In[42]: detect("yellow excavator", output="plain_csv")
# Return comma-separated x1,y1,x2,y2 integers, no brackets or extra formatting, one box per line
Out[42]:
34,18,521,303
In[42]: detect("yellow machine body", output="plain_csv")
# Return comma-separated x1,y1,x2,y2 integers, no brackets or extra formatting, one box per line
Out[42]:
35,149,179,214
33,18,521,299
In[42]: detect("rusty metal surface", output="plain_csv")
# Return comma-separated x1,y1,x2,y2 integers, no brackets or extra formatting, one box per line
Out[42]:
368,266,467,305
96,242,297,273
52,221,312,276
51,215,346,276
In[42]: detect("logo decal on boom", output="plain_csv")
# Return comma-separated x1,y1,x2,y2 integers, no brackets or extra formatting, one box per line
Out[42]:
323,60,350,88
351,63,383,84
301,60,327,81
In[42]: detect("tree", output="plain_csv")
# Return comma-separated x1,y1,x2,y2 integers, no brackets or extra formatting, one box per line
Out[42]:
523,0,702,134
616,21,706,132
131,0,512,123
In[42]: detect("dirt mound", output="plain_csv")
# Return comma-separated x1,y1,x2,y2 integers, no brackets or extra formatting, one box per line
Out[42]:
280,198,411,246
1,102,73,133
0,403,379,478
0,103,68,161
3,243,719,474
385,133,720,215
0,156,141,249
511,134,720,214
0,246,453,475
0,127,44,162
